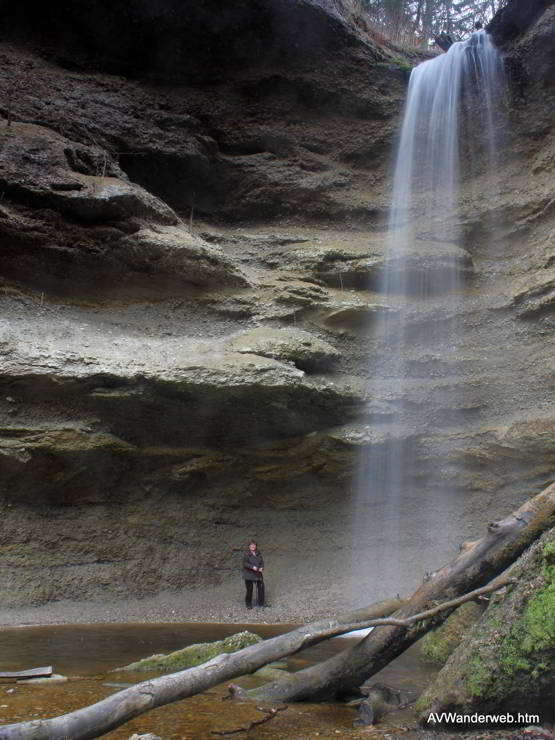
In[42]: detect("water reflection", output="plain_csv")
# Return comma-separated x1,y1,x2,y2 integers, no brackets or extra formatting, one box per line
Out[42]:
0,622,291,675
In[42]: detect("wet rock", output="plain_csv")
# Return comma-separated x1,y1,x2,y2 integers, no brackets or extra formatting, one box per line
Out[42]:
115,630,261,672
456,418,555,469
363,244,475,294
0,1,405,224
420,601,485,666
290,240,474,293
0,0,552,619
322,299,398,330
274,280,330,309
114,227,249,287
227,327,340,371
354,682,414,726
0,122,177,225
488,0,554,44
511,270,555,316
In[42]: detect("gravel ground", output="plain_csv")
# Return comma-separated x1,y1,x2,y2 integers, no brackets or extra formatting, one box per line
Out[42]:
0,578,347,627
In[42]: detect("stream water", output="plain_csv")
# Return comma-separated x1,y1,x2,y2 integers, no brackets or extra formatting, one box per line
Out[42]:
0,623,437,739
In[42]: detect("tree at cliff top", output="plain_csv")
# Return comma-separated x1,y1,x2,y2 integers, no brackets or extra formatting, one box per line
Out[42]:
351,0,507,45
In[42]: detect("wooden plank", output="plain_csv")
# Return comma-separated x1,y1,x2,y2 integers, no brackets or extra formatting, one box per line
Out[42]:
0,666,53,679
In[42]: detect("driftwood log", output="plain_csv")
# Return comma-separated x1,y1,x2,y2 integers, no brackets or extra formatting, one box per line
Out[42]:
0,667,52,680
0,481,552,740
243,481,555,703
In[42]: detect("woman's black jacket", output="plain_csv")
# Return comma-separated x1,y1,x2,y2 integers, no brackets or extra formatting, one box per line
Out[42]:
242,550,264,581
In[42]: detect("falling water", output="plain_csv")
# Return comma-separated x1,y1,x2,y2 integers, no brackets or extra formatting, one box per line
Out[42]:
350,30,506,603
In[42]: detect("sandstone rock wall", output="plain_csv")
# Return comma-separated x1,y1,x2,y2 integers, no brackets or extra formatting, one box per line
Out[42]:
0,0,553,609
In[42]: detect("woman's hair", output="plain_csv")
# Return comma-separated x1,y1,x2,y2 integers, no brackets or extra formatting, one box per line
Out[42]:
248,539,257,548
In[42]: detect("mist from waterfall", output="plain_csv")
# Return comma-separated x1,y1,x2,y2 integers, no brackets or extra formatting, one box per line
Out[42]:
349,30,506,604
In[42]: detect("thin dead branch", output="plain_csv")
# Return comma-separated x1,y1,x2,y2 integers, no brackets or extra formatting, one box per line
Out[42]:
211,705,288,736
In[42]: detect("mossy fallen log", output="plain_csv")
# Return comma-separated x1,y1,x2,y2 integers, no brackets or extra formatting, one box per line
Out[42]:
420,601,484,666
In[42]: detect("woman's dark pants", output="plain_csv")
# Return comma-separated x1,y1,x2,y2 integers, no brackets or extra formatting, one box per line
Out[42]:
245,579,265,607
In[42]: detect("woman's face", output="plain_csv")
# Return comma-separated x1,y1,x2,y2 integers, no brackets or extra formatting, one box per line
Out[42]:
249,542,257,553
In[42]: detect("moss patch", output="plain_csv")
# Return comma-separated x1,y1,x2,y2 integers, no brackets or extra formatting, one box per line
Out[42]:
417,527,555,719
116,630,262,672
420,601,483,666
466,531,555,701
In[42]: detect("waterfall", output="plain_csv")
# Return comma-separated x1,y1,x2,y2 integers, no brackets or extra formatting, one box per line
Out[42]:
388,30,505,264
349,30,506,604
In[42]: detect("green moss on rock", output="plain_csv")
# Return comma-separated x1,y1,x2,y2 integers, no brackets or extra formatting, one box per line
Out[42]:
115,630,262,673
417,527,555,721
420,601,483,666
465,533,555,701
500,584,555,670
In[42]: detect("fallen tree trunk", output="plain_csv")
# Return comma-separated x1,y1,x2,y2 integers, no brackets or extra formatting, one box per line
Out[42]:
244,481,555,703
0,597,404,740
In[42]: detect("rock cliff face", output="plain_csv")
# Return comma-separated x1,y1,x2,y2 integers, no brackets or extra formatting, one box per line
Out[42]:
0,0,553,609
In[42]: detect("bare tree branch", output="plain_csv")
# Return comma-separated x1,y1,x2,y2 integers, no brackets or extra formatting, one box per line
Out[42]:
211,706,288,736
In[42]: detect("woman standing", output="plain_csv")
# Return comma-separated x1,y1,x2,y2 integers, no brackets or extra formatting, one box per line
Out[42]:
242,539,265,609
